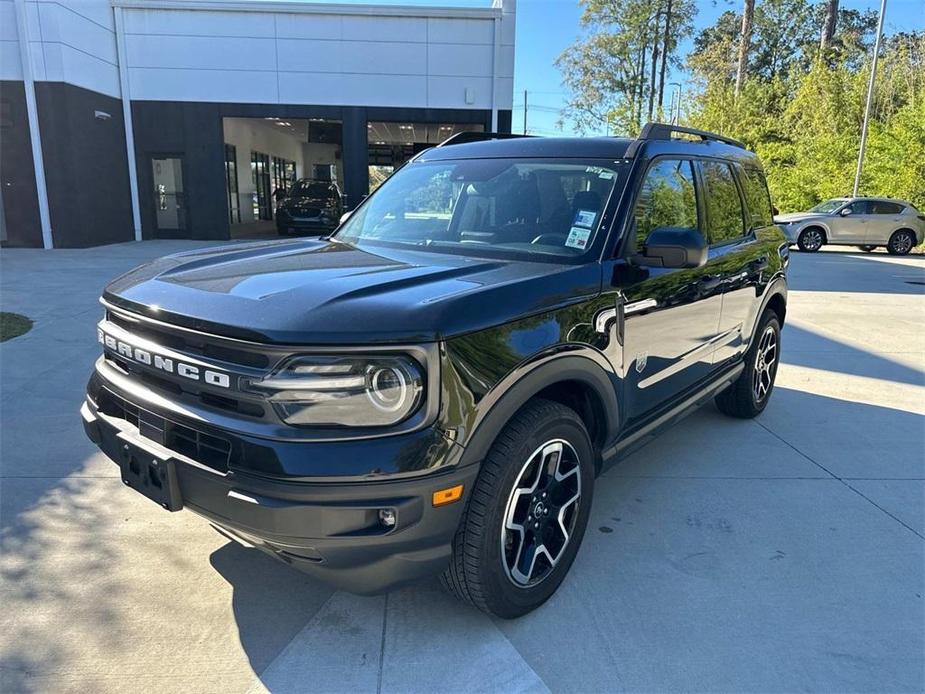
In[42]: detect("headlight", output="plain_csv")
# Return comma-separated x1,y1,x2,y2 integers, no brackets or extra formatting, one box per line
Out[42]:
249,355,424,427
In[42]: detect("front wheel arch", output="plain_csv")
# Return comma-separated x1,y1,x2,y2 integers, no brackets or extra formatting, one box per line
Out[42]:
456,354,619,471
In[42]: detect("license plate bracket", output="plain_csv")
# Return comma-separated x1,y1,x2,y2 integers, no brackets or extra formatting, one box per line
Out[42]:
117,434,182,511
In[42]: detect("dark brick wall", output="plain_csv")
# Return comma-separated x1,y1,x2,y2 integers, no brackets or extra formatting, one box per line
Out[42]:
0,81,42,247
35,82,134,247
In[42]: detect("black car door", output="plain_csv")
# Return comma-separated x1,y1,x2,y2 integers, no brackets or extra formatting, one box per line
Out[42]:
612,157,725,424
704,161,776,366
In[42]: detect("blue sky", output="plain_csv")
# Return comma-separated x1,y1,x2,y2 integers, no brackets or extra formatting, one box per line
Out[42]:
513,0,925,136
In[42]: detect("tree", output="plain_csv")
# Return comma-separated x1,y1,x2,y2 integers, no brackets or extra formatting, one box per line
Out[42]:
734,0,755,98
557,0,695,135
820,0,839,52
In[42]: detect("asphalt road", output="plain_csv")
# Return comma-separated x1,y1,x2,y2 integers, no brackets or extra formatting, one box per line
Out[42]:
1,242,923,693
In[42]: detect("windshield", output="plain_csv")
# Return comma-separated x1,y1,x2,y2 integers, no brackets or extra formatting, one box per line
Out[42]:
334,158,626,259
290,180,335,198
809,199,846,214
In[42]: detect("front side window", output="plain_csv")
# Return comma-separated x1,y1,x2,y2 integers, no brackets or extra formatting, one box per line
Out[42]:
845,200,869,215
335,159,625,259
810,199,847,214
633,158,698,252
739,166,773,228
701,160,746,243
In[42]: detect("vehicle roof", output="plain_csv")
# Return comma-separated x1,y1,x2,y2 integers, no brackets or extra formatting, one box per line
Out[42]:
415,134,761,165
416,136,635,161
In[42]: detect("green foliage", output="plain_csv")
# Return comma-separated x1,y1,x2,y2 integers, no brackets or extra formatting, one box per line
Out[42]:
686,11,923,213
557,0,698,134
558,0,924,214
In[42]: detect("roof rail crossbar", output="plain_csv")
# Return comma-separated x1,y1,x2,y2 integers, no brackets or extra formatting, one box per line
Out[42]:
637,122,746,149
436,131,533,147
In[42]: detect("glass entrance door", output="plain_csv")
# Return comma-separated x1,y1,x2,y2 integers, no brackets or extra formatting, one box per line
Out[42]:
151,157,187,233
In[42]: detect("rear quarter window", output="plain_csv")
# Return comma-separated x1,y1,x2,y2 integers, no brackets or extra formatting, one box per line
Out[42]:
739,167,774,228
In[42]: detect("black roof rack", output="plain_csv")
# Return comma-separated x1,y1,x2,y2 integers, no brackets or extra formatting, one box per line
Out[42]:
637,122,746,149
436,131,534,147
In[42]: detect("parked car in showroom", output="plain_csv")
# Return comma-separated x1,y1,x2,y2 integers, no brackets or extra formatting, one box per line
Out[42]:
276,179,343,235
81,123,788,618
775,197,924,255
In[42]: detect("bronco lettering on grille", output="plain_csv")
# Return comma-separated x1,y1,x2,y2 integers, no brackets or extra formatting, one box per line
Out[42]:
98,328,231,388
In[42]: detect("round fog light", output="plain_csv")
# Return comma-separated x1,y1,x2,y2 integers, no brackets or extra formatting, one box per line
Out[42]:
378,508,396,528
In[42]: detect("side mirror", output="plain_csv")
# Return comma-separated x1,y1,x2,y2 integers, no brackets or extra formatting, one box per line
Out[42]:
840,207,852,216
636,227,708,269
772,205,780,216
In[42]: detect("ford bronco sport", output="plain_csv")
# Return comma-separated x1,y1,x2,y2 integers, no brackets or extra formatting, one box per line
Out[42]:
82,123,788,618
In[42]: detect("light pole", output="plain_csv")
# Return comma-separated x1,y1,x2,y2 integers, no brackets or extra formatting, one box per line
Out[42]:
853,0,887,197
669,82,682,124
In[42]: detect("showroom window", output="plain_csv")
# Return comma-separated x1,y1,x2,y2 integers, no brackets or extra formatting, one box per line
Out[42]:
272,156,297,197
367,122,485,192
225,144,240,224
251,151,272,221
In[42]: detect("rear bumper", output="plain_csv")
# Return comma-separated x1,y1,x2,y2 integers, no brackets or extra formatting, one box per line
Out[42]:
81,397,477,594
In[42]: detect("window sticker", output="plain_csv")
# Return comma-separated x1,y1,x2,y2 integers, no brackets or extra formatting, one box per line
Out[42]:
598,171,614,180
573,209,597,228
565,226,592,250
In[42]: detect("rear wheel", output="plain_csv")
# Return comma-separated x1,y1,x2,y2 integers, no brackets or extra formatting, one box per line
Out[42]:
887,230,916,256
715,310,781,419
797,228,824,252
441,399,595,618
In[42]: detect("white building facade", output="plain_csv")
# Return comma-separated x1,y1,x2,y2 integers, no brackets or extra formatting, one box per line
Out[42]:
0,0,515,246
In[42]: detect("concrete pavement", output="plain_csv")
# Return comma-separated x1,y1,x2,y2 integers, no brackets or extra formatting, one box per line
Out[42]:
1,242,922,693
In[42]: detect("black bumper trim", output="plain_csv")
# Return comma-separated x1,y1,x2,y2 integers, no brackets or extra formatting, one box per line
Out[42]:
83,396,479,594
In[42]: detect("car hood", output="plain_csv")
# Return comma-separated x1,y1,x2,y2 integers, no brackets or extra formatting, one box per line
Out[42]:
103,239,601,344
774,212,825,223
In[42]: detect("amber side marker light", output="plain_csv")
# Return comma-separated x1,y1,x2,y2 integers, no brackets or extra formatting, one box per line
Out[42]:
432,484,464,507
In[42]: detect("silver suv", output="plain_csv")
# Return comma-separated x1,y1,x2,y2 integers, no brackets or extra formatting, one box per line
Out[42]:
776,197,925,255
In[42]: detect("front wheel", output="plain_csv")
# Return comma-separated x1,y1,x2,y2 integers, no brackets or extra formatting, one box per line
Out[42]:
441,399,595,618
715,310,781,419
797,228,824,252
887,230,916,256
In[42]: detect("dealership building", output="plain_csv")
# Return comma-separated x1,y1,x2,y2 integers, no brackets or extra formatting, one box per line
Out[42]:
0,0,515,247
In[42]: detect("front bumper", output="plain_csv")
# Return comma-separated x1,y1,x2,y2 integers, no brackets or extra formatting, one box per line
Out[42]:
276,215,337,235
81,394,477,594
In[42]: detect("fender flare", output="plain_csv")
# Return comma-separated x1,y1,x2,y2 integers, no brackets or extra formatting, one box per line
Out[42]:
747,275,787,348
457,350,620,469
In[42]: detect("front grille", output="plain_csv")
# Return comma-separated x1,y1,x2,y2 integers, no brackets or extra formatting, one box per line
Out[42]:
106,311,270,369
98,389,232,473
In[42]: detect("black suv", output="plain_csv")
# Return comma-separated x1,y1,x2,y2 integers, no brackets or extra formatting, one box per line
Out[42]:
82,123,788,618
275,179,343,235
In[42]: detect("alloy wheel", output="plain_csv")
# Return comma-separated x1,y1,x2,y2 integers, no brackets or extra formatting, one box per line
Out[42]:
891,232,914,255
753,325,778,403
801,229,822,251
501,439,582,588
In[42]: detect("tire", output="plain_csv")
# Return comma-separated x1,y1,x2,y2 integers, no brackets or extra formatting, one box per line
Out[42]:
797,227,824,252
715,310,781,419
440,398,595,619
858,245,877,253
887,230,916,256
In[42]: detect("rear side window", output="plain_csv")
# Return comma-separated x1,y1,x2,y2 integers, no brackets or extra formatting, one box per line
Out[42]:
739,167,774,228
869,201,903,214
632,158,698,251
700,160,746,243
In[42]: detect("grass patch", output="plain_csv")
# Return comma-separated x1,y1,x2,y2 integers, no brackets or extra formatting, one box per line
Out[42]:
0,312,33,342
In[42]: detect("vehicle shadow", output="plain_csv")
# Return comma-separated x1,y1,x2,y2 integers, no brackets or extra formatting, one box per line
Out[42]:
782,323,925,387
205,386,923,693
208,541,336,675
